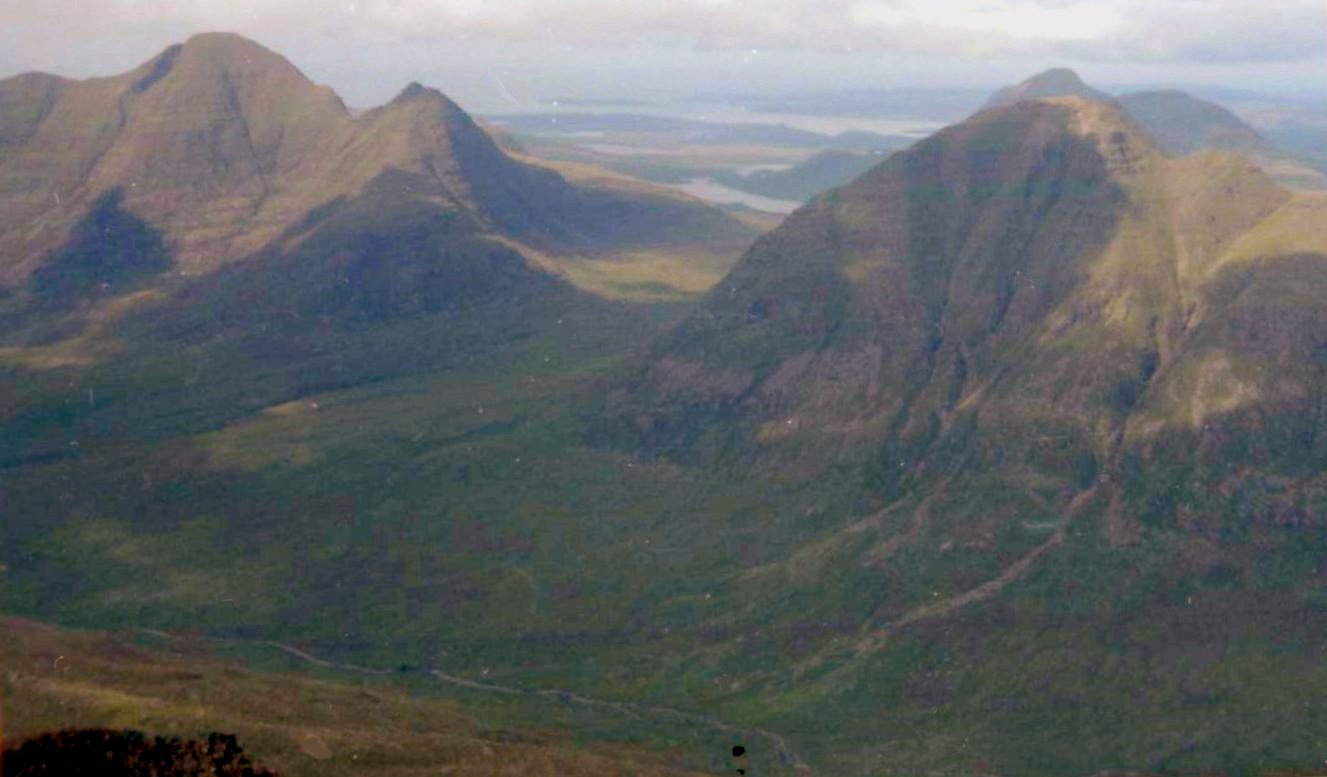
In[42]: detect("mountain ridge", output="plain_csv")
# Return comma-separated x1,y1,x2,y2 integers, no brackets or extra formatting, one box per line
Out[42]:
0,33,749,289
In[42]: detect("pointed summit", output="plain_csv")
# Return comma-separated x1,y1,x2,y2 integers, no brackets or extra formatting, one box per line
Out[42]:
380,81,470,125
984,67,1111,109
395,81,448,102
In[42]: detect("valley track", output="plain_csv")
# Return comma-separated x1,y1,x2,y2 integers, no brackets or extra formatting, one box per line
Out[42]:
136,629,809,772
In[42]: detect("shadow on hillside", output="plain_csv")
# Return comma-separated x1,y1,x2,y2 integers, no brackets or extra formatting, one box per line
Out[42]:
0,189,173,346
29,189,172,304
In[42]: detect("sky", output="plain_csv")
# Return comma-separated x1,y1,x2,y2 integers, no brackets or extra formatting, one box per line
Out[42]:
2,0,1325,113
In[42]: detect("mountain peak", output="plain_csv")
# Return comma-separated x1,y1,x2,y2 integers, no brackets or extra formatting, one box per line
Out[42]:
398,81,435,99
985,67,1112,109
179,31,279,58
390,81,464,112
1029,67,1089,87
119,31,329,102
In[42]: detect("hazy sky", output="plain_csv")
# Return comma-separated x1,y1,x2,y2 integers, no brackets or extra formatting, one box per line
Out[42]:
3,0,1325,113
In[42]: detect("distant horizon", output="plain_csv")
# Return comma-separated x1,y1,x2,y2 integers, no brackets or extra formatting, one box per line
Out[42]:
4,0,1324,115
3,29,1322,122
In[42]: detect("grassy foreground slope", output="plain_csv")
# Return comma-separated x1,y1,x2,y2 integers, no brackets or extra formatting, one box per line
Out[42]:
0,617,727,777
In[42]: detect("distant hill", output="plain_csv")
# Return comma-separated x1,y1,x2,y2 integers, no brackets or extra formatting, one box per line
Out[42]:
980,69,1326,189
1264,114,1327,173
1117,89,1270,155
486,112,910,151
1118,90,1326,189
692,86,991,122
712,150,888,202
983,67,1111,108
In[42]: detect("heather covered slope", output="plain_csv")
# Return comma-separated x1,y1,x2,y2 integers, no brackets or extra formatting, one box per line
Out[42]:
626,93,1326,567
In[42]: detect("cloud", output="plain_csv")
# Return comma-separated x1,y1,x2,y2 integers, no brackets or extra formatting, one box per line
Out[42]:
850,1,1123,42
5,0,1326,63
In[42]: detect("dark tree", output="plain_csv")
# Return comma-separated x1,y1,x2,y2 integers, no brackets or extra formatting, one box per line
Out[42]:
1,728,278,776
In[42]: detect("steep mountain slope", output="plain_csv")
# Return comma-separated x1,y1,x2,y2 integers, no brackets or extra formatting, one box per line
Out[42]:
619,95,1327,774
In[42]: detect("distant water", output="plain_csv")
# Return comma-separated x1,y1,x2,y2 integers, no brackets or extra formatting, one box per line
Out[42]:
664,104,944,138
667,177,801,214
735,162,795,175
579,143,676,157
497,100,946,139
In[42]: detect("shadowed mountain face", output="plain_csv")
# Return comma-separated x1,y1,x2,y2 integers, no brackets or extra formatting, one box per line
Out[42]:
0,33,350,280
0,31,752,432
627,99,1138,458
0,32,752,501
